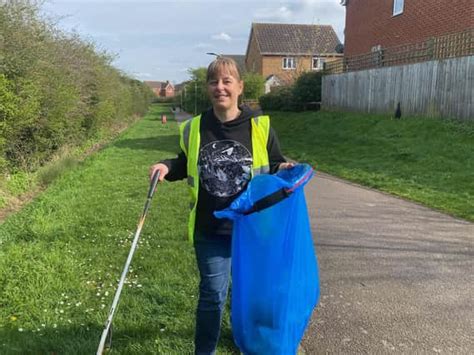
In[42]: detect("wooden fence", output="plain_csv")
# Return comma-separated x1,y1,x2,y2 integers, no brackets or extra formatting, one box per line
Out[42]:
322,56,473,120
325,29,473,74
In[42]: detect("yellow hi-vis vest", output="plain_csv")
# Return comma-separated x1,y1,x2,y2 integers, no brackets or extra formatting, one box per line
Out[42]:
179,114,271,242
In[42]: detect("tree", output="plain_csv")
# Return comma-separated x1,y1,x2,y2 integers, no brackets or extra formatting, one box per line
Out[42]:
242,72,265,101
183,68,210,114
292,71,322,108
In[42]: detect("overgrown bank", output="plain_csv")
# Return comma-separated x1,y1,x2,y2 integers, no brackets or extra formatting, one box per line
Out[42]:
0,1,154,173
0,1,154,214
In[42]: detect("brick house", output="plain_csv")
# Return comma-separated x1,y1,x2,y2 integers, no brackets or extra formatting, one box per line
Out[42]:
245,23,342,91
342,0,473,57
144,81,175,97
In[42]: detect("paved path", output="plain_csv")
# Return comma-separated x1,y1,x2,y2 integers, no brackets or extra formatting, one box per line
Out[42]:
173,110,193,123
301,172,474,354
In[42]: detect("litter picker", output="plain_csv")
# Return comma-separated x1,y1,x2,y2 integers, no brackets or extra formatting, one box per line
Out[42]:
96,171,161,355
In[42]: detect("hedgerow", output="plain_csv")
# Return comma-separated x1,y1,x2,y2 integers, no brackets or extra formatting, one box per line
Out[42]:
0,0,154,173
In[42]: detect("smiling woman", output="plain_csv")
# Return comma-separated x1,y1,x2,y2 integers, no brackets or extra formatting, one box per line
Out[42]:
148,57,294,354
206,58,244,122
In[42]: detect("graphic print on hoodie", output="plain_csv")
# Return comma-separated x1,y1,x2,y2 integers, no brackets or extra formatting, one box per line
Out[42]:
198,140,252,198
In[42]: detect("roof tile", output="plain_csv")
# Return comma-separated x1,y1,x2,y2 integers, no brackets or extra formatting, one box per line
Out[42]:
252,23,341,55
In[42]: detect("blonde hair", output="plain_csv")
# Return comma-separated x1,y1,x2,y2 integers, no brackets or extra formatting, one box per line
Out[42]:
206,57,242,82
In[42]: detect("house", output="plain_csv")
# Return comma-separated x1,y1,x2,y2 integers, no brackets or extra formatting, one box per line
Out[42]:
264,74,284,94
342,0,473,58
144,81,175,97
160,81,175,97
245,23,342,91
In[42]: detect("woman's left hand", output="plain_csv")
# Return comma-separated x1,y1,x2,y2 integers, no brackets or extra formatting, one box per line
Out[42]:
278,162,295,170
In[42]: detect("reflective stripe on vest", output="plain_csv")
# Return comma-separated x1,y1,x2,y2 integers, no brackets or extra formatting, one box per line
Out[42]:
180,114,270,242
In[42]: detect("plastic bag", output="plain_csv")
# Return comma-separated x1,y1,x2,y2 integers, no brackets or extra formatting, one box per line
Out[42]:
215,164,320,355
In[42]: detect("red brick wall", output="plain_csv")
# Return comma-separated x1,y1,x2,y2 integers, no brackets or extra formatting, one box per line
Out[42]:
245,33,263,74
344,0,473,56
261,55,342,84
165,86,174,97
160,86,174,97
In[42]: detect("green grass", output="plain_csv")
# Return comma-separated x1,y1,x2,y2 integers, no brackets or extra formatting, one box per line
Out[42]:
1,105,472,353
0,104,238,354
271,110,474,221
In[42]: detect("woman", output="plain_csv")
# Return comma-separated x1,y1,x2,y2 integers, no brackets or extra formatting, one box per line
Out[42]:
149,57,293,354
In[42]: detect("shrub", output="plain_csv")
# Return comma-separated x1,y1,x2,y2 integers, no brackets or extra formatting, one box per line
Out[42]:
259,86,296,111
182,68,211,114
259,71,322,112
292,71,322,108
0,1,154,173
242,72,265,101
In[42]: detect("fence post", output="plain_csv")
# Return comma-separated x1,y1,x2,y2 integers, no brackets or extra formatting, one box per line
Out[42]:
427,38,435,60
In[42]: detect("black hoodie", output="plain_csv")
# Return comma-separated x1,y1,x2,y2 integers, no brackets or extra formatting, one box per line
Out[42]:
161,105,286,240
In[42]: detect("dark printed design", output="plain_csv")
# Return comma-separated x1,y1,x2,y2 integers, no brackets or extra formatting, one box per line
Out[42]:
198,140,252,197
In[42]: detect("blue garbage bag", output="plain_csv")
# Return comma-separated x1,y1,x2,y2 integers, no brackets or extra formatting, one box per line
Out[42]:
215,164,320,355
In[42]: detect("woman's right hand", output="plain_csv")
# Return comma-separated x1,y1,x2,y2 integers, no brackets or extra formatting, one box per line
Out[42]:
149,163,169,182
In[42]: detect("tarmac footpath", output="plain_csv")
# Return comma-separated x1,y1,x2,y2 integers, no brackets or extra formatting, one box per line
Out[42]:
301,172,474,354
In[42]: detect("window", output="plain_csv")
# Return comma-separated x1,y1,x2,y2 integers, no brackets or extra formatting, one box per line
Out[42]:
393,0,404,16
312,57,326,70
282,57,296,69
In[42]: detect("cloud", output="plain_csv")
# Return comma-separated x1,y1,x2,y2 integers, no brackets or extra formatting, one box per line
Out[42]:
253,6,292,21
41,0,346,83
211,32,232,42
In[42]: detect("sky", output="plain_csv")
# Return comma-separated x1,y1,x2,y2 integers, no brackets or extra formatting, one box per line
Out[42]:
41,0,346,84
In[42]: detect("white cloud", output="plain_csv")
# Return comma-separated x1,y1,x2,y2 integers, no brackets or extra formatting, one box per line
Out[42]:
211,32,232,42
253,6,293,21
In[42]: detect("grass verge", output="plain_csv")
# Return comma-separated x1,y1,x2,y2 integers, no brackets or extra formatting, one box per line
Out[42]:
0,115,142,219
271,110,474,221
0,104,238,354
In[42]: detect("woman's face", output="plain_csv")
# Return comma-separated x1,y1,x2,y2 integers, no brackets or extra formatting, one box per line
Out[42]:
207,69,243,112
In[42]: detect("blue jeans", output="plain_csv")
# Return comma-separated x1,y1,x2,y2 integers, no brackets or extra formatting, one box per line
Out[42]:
194,237,232,355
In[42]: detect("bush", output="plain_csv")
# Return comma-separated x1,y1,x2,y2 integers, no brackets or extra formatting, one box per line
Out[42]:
259,86,296,111
0,1,154,173
242,73,265,101
259,71,322,112
292,71,322,108
182,68,211,115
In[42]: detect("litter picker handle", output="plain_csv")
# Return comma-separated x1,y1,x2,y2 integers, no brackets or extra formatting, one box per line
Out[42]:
148,170,161,199
96,171,160,355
